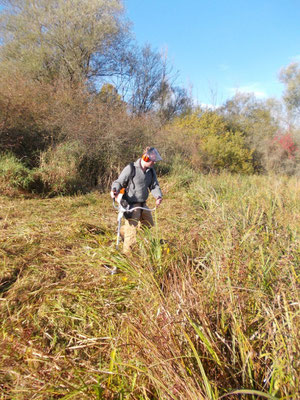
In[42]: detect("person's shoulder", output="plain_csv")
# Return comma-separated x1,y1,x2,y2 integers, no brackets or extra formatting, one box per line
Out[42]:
133,159,141,167
122,161,136,175
120,163,132,174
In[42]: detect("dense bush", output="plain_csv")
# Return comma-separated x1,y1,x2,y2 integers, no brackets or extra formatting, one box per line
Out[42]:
158,110,254,173
0,153,37,191
37,142,89,195
265,131,300,176
201,130,254,173
0,71,155,194
0,72,55,166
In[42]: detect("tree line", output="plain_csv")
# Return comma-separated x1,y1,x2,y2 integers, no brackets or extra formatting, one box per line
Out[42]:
0,0,299,195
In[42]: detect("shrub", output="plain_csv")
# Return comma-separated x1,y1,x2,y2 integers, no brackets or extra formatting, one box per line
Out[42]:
0,71,58,166
38,142,89,195
159,110,254,174
0,152,36,190
0,71,154,193
265,131,300,176
201,130,254,173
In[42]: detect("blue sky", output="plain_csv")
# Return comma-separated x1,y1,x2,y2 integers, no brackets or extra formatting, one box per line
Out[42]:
124,0,300,106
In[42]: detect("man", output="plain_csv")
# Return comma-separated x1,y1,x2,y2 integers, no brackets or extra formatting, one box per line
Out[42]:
111,147,163,254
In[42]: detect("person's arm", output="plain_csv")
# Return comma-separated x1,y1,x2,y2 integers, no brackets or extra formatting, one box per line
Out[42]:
110,165,131,198
149,169,163,205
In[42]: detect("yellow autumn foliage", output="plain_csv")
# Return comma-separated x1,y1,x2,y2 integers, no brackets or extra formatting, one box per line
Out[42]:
169,109,254,173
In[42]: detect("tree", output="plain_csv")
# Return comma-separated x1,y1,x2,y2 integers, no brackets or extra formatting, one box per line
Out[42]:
127,44,166,115
125,44,192,119
280,62,300,117
0,0,129,82
98,83,123,108
154,82,192,122
220,92,279,171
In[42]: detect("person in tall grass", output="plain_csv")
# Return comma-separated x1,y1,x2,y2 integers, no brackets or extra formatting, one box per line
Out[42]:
111,147,163,254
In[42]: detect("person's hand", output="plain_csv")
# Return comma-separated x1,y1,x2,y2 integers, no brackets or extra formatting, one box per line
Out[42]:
110,190,118,199
156,197,162,207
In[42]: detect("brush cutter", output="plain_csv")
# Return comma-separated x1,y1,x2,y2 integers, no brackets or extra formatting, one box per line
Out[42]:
112,189,156,250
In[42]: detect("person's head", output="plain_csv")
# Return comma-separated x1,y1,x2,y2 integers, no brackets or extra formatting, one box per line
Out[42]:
141,147,162,168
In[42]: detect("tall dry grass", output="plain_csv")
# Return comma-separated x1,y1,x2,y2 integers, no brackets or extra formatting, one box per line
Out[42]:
0,172,299,399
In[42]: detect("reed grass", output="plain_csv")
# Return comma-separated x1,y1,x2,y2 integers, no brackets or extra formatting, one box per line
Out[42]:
0,172,299,399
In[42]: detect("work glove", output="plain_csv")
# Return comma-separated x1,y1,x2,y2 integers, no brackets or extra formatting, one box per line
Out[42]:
110,190,118,199
156,197,162,207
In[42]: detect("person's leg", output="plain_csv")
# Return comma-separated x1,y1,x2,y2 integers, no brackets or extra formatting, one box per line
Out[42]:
120,225,125,240
123,208,141,254
140,206,154,228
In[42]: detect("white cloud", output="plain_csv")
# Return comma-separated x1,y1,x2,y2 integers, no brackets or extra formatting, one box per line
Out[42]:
228,84,267,99
200,103,220,110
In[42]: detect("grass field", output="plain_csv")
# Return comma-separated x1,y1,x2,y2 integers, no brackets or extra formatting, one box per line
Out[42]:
0,171,299,399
